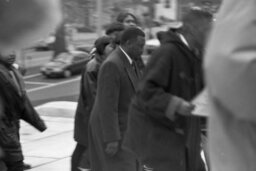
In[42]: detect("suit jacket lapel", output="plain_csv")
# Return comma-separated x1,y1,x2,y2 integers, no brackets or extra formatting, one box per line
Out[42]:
117,48,139,91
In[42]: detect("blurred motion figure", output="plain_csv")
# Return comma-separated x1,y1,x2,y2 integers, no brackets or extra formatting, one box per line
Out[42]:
204,0,256,171
124,9,213,171
0,52,47,171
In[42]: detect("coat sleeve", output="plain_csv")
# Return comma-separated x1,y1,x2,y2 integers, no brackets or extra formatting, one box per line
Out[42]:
21,93,47,132
137,44,183,121
84,70,98,106
97,62,121,142
77,68,97,110
204,0,256,121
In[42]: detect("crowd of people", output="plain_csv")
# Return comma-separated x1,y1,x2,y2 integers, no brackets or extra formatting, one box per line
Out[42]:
1,0,256,171
71,10,213,171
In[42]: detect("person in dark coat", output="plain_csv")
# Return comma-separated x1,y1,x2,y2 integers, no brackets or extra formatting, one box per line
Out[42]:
88,27,145,171
0,52,47,171
72,36,114,171
123,9,213,171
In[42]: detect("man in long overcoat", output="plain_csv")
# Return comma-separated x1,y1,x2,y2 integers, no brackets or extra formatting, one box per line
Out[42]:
124,9,213,171
88,27,145,171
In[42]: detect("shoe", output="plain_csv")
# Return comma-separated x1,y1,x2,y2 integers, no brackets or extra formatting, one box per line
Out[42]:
78,167,91,171
23,163,32,170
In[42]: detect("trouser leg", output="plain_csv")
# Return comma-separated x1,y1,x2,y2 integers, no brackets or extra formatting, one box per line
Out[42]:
71,143,86,171
5,160,24,171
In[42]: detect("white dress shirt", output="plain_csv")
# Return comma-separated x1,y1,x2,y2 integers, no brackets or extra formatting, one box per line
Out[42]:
119,46,132,64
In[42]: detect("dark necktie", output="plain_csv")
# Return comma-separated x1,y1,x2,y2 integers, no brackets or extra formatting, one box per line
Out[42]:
131,61,139,78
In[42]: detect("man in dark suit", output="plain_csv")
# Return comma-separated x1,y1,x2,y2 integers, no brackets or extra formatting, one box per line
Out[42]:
88,27,145,171
124,9,213,171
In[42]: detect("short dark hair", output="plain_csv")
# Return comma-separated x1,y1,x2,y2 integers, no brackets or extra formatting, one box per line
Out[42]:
105,22,125,35
94,36,111,55
116,12,137,24
120,27,145,45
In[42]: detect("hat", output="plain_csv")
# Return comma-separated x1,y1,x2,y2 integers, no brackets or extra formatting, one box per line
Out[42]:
105,22,125,35
94,36,112,55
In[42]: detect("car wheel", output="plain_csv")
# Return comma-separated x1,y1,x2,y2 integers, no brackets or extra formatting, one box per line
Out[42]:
63,70,71,78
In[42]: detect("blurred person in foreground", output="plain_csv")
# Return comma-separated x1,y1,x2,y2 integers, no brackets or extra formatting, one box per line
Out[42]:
72,36,114,171
116,12,145,73
0,0,61,53
88,27,145,171
0,0,62,170
124,9,213,171
204,0,256,171
0,52,47,171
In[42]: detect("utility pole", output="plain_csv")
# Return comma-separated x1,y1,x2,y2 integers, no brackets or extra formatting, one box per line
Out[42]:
173,0,178,20
96,0,102,37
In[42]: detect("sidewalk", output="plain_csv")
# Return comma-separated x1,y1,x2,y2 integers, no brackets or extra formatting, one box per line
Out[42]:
20,102,77,171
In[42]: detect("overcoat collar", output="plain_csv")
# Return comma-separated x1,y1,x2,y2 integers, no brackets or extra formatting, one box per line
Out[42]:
0,63,25,96
116,47,139,91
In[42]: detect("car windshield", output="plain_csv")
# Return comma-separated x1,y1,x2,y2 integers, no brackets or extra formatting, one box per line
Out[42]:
54,53,72,63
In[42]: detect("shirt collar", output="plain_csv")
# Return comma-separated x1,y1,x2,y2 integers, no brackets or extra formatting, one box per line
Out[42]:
119,46,132,64
178,33,190,48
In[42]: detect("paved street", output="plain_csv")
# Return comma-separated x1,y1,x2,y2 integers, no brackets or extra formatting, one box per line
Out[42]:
20,68,80,170
21,116,75,171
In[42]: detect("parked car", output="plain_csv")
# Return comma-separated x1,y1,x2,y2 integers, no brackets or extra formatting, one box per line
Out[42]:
40,51,90,78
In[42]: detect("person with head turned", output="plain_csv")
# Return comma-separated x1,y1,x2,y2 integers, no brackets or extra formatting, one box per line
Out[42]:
116,12,145,73
88,27,145,171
